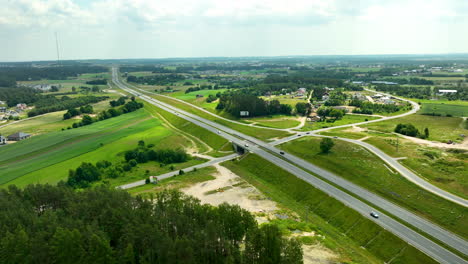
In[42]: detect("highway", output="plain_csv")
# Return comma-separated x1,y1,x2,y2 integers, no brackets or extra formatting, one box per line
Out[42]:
128,81,468,207
112,68,468,264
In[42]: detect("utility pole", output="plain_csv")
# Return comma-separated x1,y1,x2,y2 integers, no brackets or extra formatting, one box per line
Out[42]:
55,32,60,66
396,135,399,153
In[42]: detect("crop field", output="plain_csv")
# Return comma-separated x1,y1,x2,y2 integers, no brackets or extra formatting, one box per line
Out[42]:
420,103,468,117
299,114,380,131
279,137,468,239
0,109,198,187
244,115,301,129
222,154,437,264
362,114,467,143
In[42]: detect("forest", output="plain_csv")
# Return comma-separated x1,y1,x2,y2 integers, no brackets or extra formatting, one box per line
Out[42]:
0,185,302,264
0,65,107,82
0,87,41,106
217,92,292,117
127,74,185,85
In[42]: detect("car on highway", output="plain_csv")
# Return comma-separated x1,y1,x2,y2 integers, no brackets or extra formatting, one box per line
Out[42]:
370,211,379,218
306,132,310,134
333,136,338,139
244,144,249,147
217,130,221,134
279,151,285,155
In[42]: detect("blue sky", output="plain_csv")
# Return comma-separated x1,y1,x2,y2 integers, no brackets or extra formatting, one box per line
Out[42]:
0,0,467,61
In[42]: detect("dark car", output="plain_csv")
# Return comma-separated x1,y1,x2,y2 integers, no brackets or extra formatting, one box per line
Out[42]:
370,212,379,218
279,151,285,155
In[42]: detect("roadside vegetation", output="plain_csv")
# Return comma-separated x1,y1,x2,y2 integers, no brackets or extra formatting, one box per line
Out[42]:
279,137,468,239
222,154,437,264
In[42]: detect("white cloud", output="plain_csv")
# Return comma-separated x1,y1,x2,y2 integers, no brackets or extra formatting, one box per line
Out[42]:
0,0,466,61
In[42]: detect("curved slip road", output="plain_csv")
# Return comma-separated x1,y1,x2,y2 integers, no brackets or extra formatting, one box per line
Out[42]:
113,68,468,263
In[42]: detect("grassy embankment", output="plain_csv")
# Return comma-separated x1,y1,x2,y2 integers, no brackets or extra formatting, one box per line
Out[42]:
144,102,232,157
363,114,467,143
222,154,437,264
0,109,204,188
279,137,468,239
153,94,293,141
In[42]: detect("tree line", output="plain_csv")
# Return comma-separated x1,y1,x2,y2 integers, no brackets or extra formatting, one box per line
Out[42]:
395,123,429,139
0,185,302,263
63,105,94,120
0,65,107,83
0,87,41,106
28,96,108,117
127,74,185,85
67,98,143,129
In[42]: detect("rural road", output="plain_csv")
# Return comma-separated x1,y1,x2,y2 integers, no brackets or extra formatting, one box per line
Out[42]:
112,68,468,264
118,153,240,189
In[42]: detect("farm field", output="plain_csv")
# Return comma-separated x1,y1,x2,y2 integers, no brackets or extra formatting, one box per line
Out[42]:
0,109,200,188
222,154,437,264
279,137,468,239
419,103,468,117
0,99,117,136
362,114,467,143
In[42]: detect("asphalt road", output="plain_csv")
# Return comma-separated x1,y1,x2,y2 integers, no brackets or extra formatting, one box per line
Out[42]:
112,68,467,264
118,153,239,189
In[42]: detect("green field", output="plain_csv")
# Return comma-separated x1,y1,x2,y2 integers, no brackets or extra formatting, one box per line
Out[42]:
222,154,437,264
299,114,381,131
364,136,468,199
144,102,232,156
0,109,200,188
128,166,217,197
153,95,293,140
279,137,468,239
420,103,468,117
363,114,467,143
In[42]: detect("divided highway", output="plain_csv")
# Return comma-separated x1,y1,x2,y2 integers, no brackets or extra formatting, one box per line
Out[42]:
112,68,467,264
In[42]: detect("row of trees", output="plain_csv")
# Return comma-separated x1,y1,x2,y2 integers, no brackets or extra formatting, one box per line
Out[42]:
28,96,108,117
0,185,302,263
68,99,143,129
85,79,107,85
127,74,185,85
63,105,94,120
351,101,403,115
374,84,432,99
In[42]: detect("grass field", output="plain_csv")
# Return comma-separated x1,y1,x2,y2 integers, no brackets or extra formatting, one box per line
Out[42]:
362,114,467,143
128,166,217,197
279,137,468,239
222,154,437,264
0,109,200,188
364,136,468,199
144,102,231,156
420,103,468,117
299,114,381,131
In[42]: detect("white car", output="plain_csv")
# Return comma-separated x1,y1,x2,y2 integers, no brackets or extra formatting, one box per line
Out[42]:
370,212,379,219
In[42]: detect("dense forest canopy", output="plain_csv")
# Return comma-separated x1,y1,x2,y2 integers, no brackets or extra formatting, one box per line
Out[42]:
0,185,302,264
0,65,108,83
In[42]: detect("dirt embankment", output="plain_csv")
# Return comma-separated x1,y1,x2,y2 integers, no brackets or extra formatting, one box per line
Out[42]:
182,164,338,264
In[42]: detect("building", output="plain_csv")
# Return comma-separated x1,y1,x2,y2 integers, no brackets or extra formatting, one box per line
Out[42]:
438,89,457,94
0,107,6,113
7,132,31,141
322,93,330,101
195,94,204,98
16,103,27,110
0,135,6,145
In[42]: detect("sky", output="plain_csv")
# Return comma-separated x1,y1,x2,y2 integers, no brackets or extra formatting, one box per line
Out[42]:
0,0,467,61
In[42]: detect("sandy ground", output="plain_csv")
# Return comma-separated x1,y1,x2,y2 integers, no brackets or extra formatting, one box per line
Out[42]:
182,164,338,263
103,89,127,97
400,134,468,150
